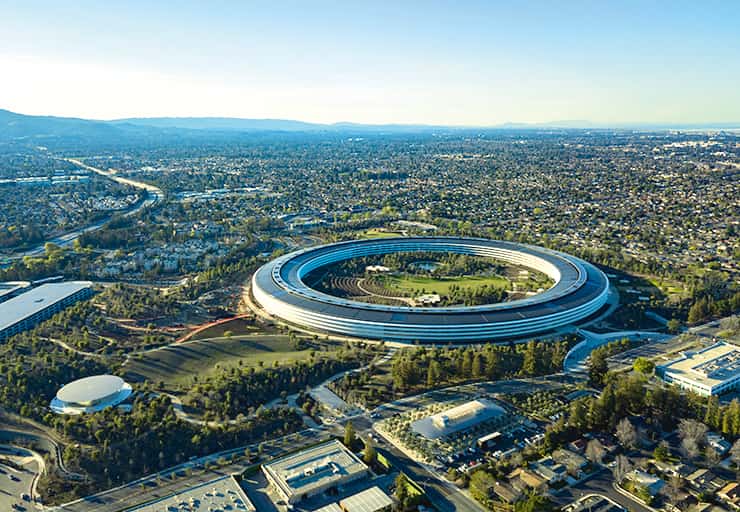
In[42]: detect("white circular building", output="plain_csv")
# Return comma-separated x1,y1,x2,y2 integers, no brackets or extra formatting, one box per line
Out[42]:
50,375,133,415
251,237,611,343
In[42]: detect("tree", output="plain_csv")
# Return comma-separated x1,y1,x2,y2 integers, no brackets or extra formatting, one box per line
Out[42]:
395,473,411,509
667,318,682,333
468,470,495,502
653,441,669,462
612,454,632,483
588,348,609,387
616,418,637,449
665,475,684,509
633,357,655,375
731,438,740,466
522,341,537,376
678,419,707,459
585,439,606,465
363,440,377,466
344,421,356,447
514,492,554,512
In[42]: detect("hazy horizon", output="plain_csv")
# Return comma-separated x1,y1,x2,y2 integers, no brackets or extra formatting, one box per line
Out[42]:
2,0,739,125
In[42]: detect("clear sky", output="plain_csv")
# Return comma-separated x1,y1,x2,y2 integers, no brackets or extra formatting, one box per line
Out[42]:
1,0,738,125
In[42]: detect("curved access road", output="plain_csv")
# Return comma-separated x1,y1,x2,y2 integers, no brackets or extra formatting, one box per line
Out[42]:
9,158,163,259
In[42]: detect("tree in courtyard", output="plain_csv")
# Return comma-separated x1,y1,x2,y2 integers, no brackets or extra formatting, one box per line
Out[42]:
363,440,377,466
667,318,682,333
344,420,356,447
395,473,411,510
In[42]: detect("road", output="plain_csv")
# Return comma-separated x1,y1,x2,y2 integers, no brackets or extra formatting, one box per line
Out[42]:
0,445,42,511
564,330,674,374
377,442,483,512
51,427,331,512
9,158,163,259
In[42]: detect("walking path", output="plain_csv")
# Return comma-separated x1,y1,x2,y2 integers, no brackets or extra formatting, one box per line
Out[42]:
564,329,674,374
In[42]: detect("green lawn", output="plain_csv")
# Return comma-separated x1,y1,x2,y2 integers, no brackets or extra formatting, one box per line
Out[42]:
124,334,324,387
190,317,261,341
383,274,509,295
359,229,404,239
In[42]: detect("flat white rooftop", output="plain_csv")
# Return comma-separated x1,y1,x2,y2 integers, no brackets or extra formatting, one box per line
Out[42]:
0,281,93,333
126,475,255,511
412,398,508,440
56,375,126,405
262,439,368,500
339,486,394,512
659,342,740,391
0,281,30,302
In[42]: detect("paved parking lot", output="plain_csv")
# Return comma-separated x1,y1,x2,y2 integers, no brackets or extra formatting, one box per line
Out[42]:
607,336,699,370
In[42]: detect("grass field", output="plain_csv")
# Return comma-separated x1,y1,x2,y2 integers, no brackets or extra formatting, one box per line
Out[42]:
382,274,509,295
124,334,326,387
359,229,404,239
189,317,261,341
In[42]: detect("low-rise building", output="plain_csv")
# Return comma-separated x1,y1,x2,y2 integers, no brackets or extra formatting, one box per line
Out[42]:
507,467,547,492
262,440,369,505
489,481,522,504
127,475,255,511
707,432,731,456
0,281,94,340
687,469,726,496
563,494,626,512
552,449,588,478
411,399,508,440
0,281,30,304
530,457,568,484
627,470,665,496
338,486,394,512
657,342,740,396
718,482,740,509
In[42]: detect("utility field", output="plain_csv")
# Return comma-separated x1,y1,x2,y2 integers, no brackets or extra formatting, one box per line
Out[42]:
124,334,324,387
379,274,509,295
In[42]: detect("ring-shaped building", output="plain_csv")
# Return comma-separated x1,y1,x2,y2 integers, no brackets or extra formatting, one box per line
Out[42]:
252,237,609,342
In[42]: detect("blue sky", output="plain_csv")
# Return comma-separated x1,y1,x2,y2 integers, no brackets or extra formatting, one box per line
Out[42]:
1,0,738,124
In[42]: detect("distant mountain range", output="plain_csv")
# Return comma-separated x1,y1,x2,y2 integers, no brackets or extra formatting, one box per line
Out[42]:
1,108,738,143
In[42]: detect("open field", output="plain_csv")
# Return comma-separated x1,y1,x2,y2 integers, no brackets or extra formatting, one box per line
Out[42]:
381,273,509,295
189,317,261,341
359,229,405,239
124,334,324,387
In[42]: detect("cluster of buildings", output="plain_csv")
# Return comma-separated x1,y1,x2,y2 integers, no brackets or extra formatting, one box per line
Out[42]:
97,238,232,277
0,174,91,186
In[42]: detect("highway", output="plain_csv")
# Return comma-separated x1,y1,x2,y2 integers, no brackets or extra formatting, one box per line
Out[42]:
9,158,163,260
